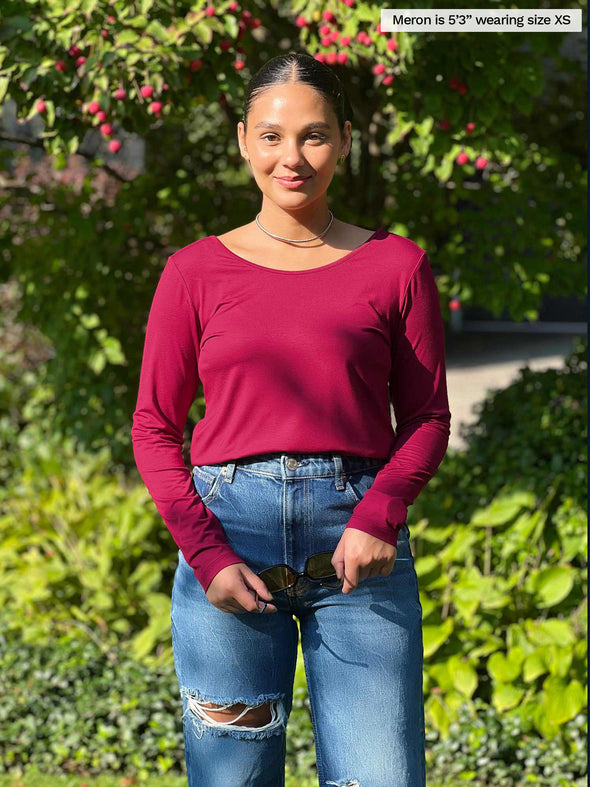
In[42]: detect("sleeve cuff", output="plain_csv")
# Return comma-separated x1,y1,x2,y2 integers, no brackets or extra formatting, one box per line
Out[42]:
345,490,408,546
187,547,246,594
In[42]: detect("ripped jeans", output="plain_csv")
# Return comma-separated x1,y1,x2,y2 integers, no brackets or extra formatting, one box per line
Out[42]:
170,453,425,787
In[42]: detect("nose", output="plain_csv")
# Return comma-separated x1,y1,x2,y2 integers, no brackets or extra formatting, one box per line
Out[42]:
281,140,306,167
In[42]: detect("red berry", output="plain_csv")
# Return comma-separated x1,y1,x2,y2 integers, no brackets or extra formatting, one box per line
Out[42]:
150,101,163,113
140,85,154,98
249,18,262,28
106,15,115,23
189,59,202,71
321,36,332,47
220,39,232,51
330,30,340,42
75,56,86,66
457,83,468,95
456,151,469,165
163,83,169,90
113,88,127,100
228,0,239,9
440,119,451,131
386,38,398,51
382,74,394,85
205,5,215,16
322,10,336,22
101,29,108,38
448,77,460,90
372,63,386,75
55,60,67,71
314,53,326,62
68,45,81,57
319,24,331,35
241,9,251,19
326,52,337,65
340,35,351,46
109,139,122,153
88,101,100,114
36,99,46,113
295,15,308,27
337,52,348,64
96,110,107,121
234,60,245,70
475,156,488,169
465,122,475,134
449,298,461,311
100,123,113,136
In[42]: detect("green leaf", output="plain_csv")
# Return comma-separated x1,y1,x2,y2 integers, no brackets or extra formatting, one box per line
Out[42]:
492,682,524,712
542,676,585,724
118,29,140,45
471,490,534,527
534,565,574,607
448,655,478,698
423,618,454,658
487,648,523,683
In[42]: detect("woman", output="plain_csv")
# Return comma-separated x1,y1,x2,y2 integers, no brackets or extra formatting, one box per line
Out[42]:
131,52,451,787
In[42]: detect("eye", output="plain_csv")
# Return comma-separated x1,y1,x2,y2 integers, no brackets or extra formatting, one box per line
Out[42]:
261,133,326,142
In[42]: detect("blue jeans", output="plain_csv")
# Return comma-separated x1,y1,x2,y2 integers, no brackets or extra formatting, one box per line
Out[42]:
170,453,425,787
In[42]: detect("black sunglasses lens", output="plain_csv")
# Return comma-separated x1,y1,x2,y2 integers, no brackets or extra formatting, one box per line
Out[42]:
258,566,296,592
306,552,337,580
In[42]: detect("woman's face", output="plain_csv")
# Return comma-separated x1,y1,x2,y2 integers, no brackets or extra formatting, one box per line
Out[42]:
238,82,350,210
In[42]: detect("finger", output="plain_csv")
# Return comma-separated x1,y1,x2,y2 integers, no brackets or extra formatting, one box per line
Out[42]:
241,568,275,602
331,550,344,581
341,562,359,594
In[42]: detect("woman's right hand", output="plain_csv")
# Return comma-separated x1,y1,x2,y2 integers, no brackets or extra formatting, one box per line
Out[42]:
206,562,278,614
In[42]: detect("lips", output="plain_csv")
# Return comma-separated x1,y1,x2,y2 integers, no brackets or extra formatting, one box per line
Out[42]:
275,176,311,188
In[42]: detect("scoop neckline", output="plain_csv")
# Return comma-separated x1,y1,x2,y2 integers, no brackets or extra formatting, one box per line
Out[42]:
210,227,386,274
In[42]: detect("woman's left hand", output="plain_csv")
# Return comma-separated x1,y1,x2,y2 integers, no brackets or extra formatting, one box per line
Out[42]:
331,528,397,594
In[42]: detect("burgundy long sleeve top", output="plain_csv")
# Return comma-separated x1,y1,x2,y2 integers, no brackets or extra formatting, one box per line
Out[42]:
131,227,451,592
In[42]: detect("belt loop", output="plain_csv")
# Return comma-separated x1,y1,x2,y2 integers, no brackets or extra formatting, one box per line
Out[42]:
333,454,346,490
225,462,237,483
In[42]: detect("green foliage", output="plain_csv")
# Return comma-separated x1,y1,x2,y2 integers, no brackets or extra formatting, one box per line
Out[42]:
0,623,184,778
0,622,585,786
409,337,587,739
0,430,177,662
425,699,587,786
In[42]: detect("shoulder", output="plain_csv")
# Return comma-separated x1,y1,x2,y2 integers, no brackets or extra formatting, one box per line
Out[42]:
374,227,426,260
165,234,220,277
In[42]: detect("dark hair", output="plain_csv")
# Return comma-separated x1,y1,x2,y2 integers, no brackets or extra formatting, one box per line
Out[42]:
241,51,354,135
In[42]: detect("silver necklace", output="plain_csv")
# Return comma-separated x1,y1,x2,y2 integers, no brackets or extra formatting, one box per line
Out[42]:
255,210,334,243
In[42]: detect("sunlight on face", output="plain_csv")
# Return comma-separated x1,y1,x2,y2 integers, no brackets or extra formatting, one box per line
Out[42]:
239,82,350,207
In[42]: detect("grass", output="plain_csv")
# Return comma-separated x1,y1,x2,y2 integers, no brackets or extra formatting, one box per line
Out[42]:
0,768,454,787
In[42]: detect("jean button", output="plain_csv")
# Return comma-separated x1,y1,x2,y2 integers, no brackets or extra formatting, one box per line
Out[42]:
286,457,298,470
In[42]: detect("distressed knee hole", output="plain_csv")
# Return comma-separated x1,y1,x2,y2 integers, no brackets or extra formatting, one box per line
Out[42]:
180,689,287,740
198,699,273,727
326,781,361,787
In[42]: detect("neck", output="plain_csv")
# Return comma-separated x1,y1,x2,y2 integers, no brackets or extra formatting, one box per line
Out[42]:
257,201,333,241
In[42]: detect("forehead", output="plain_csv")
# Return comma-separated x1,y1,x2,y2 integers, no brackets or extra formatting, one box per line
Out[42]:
249,82,334,124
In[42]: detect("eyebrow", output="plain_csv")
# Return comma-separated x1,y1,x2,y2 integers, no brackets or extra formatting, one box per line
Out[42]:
253,121,332,131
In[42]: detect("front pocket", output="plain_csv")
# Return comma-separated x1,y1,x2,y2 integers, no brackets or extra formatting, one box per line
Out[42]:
343,466,382,506
192,465,226,505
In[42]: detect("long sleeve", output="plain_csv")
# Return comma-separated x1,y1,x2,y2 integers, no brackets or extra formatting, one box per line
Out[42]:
131,256,244,592
345,252,451,546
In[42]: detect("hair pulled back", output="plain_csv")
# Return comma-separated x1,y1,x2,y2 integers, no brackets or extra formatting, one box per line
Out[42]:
242,51,354,135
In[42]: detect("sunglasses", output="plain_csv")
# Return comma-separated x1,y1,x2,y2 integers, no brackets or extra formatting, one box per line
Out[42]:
256,551,343,593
